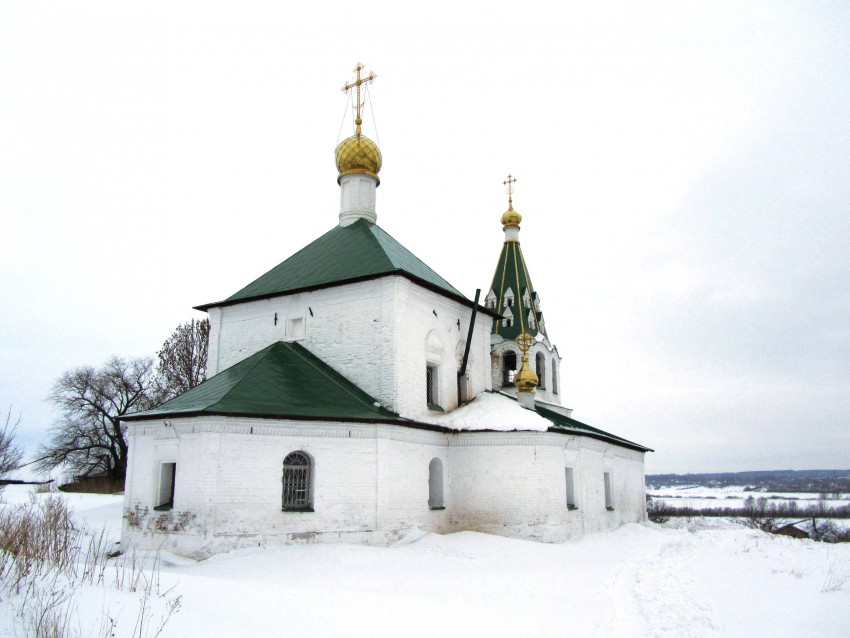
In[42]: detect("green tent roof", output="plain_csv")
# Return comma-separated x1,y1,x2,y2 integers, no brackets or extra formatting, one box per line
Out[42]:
123,341,411,424
196,220,466,310
488,239,548,341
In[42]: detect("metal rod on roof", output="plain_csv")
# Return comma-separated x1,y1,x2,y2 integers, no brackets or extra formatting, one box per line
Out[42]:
457,289,481,404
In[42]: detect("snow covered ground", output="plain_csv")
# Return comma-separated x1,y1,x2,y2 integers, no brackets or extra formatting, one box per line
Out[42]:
1,485,849,637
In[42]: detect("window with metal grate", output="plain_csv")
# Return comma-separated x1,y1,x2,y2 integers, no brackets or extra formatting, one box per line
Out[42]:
282,451,313,511
426,364,441,410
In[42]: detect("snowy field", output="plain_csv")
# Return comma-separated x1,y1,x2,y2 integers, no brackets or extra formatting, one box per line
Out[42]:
1,485,849,637
647,484,850,512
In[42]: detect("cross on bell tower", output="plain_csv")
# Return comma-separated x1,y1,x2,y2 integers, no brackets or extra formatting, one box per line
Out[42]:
503,174,517,210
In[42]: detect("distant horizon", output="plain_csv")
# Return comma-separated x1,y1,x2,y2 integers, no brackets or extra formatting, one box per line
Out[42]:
646,468,850,476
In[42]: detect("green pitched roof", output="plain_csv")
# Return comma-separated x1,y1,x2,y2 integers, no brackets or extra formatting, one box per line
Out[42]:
123,341,409,424
196,219,465,310
536,403,653,453
125,343,650,449
487,239,547,341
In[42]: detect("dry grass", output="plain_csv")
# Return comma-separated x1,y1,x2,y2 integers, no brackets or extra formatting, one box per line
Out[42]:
0,493,181,637
822,564,848,593
0,495,78,595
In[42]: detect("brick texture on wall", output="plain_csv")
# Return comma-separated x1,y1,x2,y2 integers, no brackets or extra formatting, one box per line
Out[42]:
122,418,646,558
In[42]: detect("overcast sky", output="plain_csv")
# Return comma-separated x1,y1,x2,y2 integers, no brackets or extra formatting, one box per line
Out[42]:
1,1,848,474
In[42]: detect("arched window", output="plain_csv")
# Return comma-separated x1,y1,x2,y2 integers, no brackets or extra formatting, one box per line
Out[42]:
429,458,444,509
282,451,313,511
536,352,546,390
502,351,517,386
552,359,558,395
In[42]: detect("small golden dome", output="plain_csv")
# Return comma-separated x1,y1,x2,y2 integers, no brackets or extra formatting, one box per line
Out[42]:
514,353,538,392
335,134,382,184
501,204,522,228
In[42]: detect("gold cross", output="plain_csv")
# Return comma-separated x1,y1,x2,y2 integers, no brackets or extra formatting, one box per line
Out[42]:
341,62,377,138
503,174,517,208
515,330,534,354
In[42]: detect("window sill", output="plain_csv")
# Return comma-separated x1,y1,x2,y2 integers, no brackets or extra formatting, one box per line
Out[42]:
429,506,446,511
567,505,578,511
427,403,444,413
153,504,173,512
282,507,315,513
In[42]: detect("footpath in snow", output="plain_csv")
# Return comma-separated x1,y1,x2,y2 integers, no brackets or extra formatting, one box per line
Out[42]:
0,486,848,637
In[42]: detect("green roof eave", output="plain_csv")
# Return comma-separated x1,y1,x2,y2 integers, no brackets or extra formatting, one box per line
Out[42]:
194,270,500,318
536,404,653,453
123,408,455,433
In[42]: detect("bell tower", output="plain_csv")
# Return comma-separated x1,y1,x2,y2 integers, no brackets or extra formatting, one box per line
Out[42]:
486,175,563,407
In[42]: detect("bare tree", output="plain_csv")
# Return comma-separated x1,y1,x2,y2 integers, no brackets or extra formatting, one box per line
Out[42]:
37,357,161,483
741,495,779,532
0,407,25,480
646,496,671,524
157,318,209,400
806,517,841,542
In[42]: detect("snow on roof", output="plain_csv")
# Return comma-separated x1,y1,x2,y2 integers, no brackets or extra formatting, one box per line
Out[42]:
425,392,551,432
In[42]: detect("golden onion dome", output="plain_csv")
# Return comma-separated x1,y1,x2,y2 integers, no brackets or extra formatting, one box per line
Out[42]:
514,354,538,392
501,203,522,228
335,134,382,184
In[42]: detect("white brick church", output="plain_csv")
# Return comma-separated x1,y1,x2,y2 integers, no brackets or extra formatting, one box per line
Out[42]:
121,66,651,559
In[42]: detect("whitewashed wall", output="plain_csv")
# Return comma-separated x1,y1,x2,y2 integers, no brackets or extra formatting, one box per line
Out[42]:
446,431,646,542
122,418,646,558
391,278,493,420
207,279,396,408
206,276,493,420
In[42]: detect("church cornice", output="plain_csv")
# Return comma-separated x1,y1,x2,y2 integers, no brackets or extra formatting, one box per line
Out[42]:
124,409,651,452
194,270,500,318
124,408,448,431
